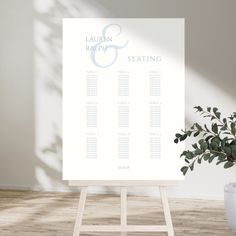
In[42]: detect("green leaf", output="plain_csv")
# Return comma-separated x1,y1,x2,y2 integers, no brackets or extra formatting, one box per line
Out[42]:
192,143,198,149
212,137,221,144
208,154,216,163
175,133,182,138
217,152,226,158
221,124,227,131
204,124,210,132
205,135,213,142
185,158,190,164
185,151,194,159
181,166,189,175
195,123,203,131
230,140,236,145
213,107,220,119
210,141,219,151
200,141,208,151
194,131,200,137
189,163,194,171
197,157,202,164
212,123,218,134
230,145,236,156
187,131,192,136
180,133,188,141
223,146,231,156
194,106,203,112
195,149,203,155
224,162,234,169
180,151,187,157
207,107,211,112
216,160,225,165
212,136,221,147
216,112,221,119
198,139,204,145
223,132,231,135
221,138,227,147
174,138,178,144
231,122,236,135
203,153,210,161
213,107,218,114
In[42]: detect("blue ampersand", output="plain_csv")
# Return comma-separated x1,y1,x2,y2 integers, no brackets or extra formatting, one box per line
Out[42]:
91,24,129,68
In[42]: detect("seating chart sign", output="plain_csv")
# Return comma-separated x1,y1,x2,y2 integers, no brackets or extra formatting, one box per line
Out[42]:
63,18,185,181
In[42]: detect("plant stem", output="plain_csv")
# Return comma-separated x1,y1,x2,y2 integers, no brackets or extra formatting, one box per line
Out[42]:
202,110,236,138
207,150,235,162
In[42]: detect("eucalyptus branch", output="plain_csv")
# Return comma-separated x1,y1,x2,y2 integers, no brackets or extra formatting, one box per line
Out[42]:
175,106,236,175
195,106,236,138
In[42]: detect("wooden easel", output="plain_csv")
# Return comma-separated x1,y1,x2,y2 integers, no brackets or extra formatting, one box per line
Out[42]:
71,181,177,236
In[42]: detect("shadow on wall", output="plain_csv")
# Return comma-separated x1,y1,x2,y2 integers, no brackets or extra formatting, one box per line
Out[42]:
32,0,117,196
32,0,236,192
34,0,67,191
33,0,107,191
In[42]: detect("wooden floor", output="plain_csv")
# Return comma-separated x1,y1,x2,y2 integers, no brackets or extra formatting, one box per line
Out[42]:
0,190,234,236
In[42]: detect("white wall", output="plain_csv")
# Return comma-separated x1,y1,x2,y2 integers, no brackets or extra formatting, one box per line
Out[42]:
0,0,236,200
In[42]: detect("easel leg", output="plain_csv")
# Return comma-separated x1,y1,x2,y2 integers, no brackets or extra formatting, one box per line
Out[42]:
73,187,88,236
159,186,175,236
120,187,127,236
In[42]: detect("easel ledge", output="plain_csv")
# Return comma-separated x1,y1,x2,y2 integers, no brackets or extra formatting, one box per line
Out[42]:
70,180,181,236
69,180,181,186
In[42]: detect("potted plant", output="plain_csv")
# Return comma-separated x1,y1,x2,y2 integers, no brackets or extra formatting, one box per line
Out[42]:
174,106,236,233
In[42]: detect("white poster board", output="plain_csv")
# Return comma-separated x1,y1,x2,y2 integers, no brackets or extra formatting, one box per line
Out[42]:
63,18,185,181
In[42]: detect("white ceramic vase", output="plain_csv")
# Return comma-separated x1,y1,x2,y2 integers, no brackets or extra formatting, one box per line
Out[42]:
225,183,236,234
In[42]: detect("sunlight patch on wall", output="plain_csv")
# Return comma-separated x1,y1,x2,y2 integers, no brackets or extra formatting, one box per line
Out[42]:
186,67,236,127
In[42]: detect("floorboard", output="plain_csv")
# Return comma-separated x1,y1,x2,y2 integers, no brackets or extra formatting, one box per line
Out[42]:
0,190,233,236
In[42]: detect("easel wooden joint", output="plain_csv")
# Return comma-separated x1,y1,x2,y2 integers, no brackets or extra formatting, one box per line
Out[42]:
72,182,175,236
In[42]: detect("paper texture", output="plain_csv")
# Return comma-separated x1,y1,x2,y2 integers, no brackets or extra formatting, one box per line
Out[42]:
63,18,185,180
